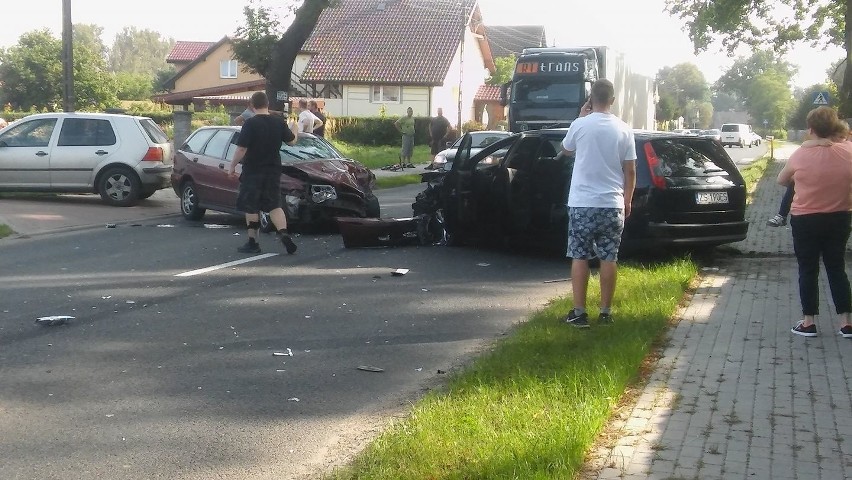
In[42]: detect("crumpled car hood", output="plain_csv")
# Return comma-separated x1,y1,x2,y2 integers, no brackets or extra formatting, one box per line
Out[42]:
282,159,374,194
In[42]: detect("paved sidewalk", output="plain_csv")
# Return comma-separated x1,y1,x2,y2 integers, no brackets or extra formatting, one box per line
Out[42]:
584,144,852,479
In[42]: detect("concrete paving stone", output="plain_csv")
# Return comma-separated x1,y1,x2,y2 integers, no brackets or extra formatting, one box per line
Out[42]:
699,463,724,478
596,467,625,479
725,447,749,464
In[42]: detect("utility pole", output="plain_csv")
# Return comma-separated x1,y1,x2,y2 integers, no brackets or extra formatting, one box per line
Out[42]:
457,0,464,130
62,0,74,112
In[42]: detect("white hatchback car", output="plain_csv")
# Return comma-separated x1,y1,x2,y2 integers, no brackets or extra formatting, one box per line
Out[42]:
0,112,173,206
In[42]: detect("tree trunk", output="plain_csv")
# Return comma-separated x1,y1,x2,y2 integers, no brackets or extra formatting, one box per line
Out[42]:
265,0,331,112
841,0,852,118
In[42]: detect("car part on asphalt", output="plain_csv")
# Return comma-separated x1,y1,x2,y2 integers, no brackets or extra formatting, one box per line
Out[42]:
336,215,441,248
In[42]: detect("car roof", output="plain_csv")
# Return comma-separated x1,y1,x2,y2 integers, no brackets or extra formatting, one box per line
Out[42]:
194,125,320,140
15,112,151,121
534,128,706,141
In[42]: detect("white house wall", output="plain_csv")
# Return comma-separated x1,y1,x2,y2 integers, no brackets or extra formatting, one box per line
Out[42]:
431,28,489,128
333,85,429,118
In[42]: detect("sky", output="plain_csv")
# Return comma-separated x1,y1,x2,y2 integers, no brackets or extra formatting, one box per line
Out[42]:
0,0,844,89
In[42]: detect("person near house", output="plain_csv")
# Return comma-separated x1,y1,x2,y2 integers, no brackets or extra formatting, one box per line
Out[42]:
297,99,323,134
308,100,326,137
560,79,637,328
228,91,300,255
426,107,451,168
232,100,255,126
394,107,416,169
777,106,852,338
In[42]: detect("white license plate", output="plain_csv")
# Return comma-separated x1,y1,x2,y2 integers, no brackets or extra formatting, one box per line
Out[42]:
696,192,729,205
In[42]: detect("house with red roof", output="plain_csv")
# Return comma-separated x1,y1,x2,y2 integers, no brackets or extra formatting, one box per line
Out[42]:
154,0,496,127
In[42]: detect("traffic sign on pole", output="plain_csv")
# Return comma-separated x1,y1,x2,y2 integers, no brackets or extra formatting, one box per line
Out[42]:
813,92,830,105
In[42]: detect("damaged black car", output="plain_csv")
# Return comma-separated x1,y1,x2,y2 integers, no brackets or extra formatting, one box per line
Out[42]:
412,128,749,253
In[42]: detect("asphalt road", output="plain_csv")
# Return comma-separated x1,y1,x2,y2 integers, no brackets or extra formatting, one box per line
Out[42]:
0,183,570,480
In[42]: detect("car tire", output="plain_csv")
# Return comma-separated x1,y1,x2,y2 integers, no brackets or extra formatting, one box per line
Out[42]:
365,195,380,218
98,167,141,207
180,181,206,220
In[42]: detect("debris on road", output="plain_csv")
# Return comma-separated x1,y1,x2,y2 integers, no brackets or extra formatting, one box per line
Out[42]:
273,348,294,357
357,365,384,372
477,263,491,267
35,316,74,326
106,224,116,228
391,268,409,276
288,397,300,402
543,278,568,284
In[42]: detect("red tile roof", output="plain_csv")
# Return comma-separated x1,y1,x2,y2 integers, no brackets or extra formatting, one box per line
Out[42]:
166,41,218,63
300,0,478,85
474,84,502,102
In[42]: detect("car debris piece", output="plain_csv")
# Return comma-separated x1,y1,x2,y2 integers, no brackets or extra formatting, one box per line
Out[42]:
437,369,447,374
477,263,491,267
272,348,294,357
288,397,300,402
391,268,409,276
35,316,75,326
336,215,440,248
106,224,116,228
357,365,384,372
543,278,568,284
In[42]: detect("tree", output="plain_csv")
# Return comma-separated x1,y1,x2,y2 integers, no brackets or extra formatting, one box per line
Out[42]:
114,72,154,100
110,27,175,76
486,55,515,86
714,50,796,109
745,71,795,130
655,63,711,121
0,28,117,110
788,83,839,129
664,0,852,116
231,1,282,76
231,0,337,111
73,23,108,61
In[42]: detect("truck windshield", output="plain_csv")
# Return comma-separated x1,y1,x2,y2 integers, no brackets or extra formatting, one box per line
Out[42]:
512,79,581,104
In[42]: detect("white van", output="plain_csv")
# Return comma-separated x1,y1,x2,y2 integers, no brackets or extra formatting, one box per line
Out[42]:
720,123,757,148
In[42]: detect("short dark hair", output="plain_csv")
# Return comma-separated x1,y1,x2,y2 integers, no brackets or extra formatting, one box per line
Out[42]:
590,79,615,106
250,91,268,109
298,99,308,108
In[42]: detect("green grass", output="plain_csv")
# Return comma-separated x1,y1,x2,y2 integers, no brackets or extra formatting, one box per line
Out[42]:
333,141,432,170
374,174,423,190
0,224,14,239
330,258,698,479
739,140,774,199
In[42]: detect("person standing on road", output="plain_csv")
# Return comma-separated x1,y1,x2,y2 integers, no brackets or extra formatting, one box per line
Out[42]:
308,100,326,138
297,99,323,134
394,107,416,169
228,91,300,255
233,100,255,126
778,107,852,338
560,79,637,328
427,107,451,167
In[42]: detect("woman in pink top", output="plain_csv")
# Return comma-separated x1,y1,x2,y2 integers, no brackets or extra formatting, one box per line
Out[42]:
778,106,852,338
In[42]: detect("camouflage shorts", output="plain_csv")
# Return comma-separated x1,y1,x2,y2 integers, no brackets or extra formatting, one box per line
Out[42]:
567,207,625,261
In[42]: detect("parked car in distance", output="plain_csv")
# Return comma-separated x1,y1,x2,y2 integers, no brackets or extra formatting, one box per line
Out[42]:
413,129,748,253
0,112,173,206
700,129,721,142
171,126,379,230
686,128,702,135
431,130,512,169
720,123,758,148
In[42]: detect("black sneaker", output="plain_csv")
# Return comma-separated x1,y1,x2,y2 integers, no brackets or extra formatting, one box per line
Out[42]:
565,309,590,328
279,233,297,255
238,241,261,254
598,313,614,325
839,325,852,338
791,321,817,337
766,214,787,227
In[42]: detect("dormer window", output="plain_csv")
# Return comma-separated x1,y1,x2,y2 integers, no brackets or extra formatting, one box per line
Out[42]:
220,60,238,79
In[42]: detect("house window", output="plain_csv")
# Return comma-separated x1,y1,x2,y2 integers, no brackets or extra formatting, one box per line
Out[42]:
370,85,401,103
220,60,238,79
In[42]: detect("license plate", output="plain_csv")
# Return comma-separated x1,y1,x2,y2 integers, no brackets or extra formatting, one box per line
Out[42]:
696,192,729,205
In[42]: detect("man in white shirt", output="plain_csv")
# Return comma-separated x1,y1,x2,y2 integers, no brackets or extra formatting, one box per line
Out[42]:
296,99,323,134
561,79,636,328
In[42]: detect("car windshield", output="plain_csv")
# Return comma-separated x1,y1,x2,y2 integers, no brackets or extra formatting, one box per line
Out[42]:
721,124,740,132
453,131,510,148
280,136,342,162
650,138,738,177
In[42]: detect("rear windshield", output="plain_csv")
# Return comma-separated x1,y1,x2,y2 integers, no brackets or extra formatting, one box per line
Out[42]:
720,124,740,132
139,118,169,144
650,138,738,177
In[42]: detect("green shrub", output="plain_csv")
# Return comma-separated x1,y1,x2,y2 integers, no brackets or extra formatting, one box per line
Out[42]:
327,116,432,146
462,120,485,133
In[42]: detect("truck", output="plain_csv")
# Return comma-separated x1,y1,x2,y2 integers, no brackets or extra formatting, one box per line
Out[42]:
499,46,656,132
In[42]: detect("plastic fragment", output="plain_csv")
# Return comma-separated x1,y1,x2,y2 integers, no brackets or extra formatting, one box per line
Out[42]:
391,268,409,276
357,365,384,372
35,316,74,326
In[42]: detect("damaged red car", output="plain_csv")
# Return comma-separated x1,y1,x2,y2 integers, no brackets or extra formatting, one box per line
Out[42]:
171,126,379,230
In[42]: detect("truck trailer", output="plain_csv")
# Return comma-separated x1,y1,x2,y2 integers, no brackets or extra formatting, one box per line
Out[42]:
500,46,656,132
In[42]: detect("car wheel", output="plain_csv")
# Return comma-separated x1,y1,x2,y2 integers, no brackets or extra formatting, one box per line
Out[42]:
365,195,380,218
180,181,206,220
98,167,141,207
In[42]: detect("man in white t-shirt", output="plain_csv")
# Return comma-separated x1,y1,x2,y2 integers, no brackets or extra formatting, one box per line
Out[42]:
560,79,636,328
296,99,323,134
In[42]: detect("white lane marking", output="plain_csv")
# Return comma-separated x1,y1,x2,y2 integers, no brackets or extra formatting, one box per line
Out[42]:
175,253,279,277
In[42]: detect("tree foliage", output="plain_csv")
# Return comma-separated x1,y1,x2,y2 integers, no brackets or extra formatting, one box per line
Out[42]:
745,71,795,130
110,27,174,76
231,0,282,76
665,0,852,116
714,50,796,110
788,83,839,129
0,28,117,110
655,63,711,122
486,55,515,86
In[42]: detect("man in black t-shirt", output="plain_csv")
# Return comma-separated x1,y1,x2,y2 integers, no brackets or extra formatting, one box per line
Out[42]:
428,108,451,161
228,91,300,254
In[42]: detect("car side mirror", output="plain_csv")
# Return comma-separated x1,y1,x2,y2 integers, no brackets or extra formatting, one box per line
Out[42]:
443,161,453,171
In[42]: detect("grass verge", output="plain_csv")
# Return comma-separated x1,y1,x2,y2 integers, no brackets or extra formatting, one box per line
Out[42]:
374,175,423,190
330,258,697,479
739,141,774,199
0,224,14,239
333,141,431,170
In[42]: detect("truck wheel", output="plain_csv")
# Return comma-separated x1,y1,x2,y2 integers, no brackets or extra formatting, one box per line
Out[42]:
99,167,141,207
180,181,206,220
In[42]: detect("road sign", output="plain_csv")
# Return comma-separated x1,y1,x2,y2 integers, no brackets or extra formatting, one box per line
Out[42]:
276,91,289,101
763,119,769,126
813,91,830,105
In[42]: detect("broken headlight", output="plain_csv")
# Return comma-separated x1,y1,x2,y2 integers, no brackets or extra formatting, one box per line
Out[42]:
310,184,338,203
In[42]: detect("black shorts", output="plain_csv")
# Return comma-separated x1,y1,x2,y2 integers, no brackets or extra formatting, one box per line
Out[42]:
236,172,281,213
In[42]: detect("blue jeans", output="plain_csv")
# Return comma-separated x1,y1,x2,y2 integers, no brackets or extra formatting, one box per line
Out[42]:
790,211,852,315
